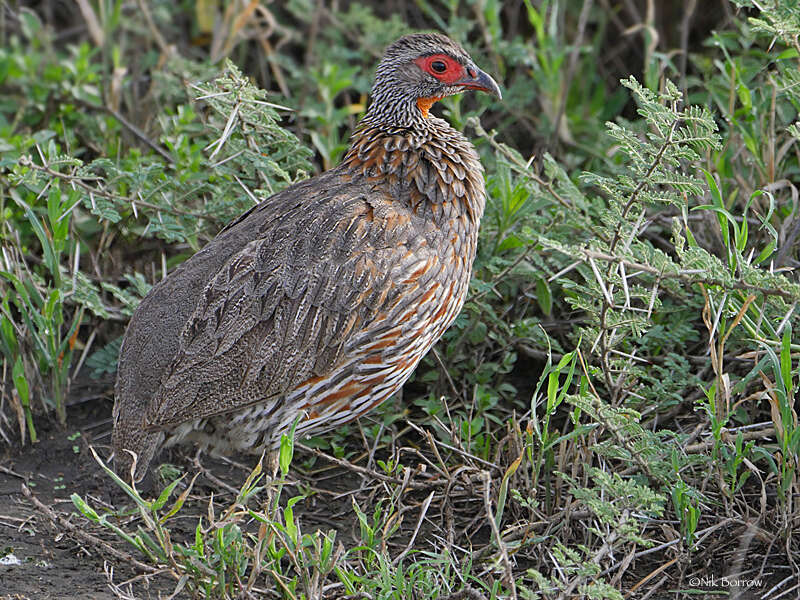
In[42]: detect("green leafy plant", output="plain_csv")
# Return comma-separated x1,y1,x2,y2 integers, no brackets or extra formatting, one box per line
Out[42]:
1,172,89,435
2,54,312,437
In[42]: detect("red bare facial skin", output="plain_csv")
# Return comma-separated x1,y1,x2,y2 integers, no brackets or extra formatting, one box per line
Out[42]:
413,54,466,85
413,53,502,100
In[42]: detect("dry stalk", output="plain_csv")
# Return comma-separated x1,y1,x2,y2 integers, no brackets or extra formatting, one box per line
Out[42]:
22,484,160,575
481,471,518,600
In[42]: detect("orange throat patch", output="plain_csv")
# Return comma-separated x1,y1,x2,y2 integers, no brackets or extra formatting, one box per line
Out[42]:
416,96,443,118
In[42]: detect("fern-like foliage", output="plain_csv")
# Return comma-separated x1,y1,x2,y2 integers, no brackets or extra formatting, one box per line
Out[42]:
730,0,800,39
12,61,312,246
536,78,726,403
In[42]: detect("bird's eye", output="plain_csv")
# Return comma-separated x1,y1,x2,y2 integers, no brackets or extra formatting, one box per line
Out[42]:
431,60,447,74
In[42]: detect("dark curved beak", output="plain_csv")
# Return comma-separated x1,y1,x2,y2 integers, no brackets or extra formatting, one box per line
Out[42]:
455,66,502,100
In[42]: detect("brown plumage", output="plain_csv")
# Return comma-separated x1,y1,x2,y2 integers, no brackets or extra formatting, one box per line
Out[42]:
112,33,501,482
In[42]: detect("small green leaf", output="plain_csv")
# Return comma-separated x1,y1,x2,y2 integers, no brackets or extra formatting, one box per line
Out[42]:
776,48,800,59
495,453,522,527
12,356,29,407
70,493,99,521
535,276,552,316
781,324,792,399
700,169,729,243
152,476,184,512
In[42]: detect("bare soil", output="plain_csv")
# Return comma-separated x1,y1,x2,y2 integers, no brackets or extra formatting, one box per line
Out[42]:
1,388,128,599
0,381,373,599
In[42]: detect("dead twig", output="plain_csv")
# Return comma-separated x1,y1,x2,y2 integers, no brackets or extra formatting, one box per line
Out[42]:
440,589,489,600
391,490,435,565
683,427,776,453
299,441,491,489
578,248,798,301
22,483,160,574
482,471,518,600
18,156,215,221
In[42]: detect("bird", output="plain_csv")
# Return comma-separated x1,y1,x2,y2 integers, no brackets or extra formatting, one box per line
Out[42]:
112,32,502,483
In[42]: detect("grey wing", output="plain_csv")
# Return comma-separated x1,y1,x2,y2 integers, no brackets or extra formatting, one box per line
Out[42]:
144,190,424,429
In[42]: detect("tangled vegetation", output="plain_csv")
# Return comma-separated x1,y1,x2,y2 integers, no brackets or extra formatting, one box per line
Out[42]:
1,0,799,598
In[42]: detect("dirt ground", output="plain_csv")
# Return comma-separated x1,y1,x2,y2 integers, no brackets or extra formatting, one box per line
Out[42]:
0,381,380,599
1,388,129,599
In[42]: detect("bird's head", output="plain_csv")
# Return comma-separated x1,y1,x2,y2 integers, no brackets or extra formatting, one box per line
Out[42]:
368,33,502,124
